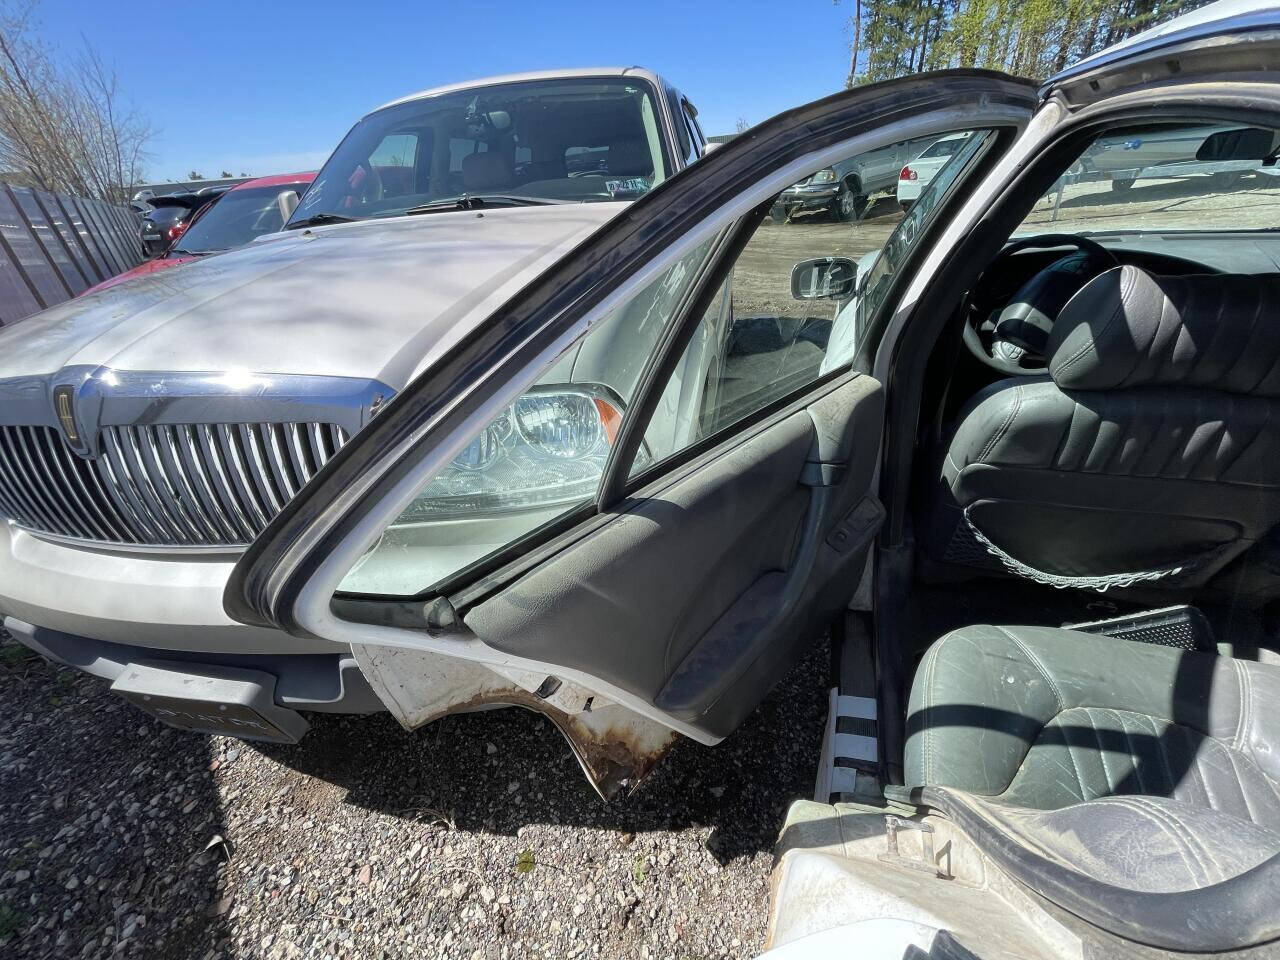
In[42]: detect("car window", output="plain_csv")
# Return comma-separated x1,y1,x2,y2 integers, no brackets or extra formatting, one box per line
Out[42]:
681,112,700,164
294,77,673,223
170,185,308,254
833,128,997,367
635,128,997,469
333,128,998,596
684,101,706,151
337,237,716,596
919,136,966,159
1015,122,1280,236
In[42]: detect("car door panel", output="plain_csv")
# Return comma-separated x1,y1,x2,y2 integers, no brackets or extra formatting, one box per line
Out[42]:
465,374,883,738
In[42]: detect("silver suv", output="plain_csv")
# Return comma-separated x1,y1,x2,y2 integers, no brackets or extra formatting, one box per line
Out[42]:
0,67,705,728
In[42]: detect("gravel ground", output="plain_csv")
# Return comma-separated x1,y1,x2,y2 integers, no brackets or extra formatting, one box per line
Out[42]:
0,629,829,960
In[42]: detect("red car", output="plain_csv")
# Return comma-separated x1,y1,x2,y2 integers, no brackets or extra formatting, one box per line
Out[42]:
84,172,316,296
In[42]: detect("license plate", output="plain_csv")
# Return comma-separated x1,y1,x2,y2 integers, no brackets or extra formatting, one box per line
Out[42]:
120,692,289,740
110,661,308,743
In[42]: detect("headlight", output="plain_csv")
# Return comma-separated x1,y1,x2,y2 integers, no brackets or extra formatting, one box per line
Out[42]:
393,387,640,522
809,168,837,184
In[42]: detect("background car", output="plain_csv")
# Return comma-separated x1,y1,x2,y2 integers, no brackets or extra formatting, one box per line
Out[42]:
137,187,226,257
84,172,315,296
895,131,973,210
773,136,931,221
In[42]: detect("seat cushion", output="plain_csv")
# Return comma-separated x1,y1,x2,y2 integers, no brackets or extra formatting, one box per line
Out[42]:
906,624,1280,827
903,625,1280,950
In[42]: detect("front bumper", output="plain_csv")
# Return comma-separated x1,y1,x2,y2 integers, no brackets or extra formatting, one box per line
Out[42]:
777,186,840,214
6,616,384,733
0,522,341,654
0,521,382,737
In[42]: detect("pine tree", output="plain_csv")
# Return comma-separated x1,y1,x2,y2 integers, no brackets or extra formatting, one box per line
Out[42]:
842,0,1212,84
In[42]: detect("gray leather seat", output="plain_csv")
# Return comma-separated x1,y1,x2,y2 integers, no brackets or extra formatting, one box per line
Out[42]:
927,265,1280,595
904,624,1280,951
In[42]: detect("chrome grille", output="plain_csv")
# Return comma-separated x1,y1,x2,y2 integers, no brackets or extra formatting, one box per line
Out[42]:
0,422,348,548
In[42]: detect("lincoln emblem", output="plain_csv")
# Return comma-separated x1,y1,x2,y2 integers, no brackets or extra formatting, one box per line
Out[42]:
54,386,78,442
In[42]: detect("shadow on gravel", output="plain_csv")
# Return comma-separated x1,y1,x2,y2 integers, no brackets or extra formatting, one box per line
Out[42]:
255,637,831,866
0,632,231,960
1056,174,1268,210
780,195,901,225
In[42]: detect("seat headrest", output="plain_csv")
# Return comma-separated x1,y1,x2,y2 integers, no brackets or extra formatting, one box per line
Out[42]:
607,140,653,178
462,152,512,191
1048,264,1280,397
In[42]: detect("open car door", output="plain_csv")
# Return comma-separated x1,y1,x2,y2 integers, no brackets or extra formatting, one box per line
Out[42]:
224,72,1036,799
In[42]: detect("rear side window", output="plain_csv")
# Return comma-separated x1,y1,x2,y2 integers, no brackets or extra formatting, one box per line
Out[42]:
369,131,427,200
683,100,705,156
919,136,967,159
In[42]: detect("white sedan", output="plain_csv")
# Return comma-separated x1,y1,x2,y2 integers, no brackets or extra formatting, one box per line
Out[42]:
895,131,974,210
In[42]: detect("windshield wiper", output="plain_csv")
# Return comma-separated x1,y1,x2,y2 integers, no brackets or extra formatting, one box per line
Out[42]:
404,195,569,216
285,212,359,230
169,248,218,257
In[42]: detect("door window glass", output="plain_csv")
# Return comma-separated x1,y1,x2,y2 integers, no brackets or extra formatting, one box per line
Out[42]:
338,238,716,596
335,128,996,595
635,128,995,471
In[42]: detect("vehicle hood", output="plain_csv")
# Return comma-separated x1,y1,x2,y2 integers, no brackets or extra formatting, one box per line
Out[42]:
79,253,199,297
0,204,624,389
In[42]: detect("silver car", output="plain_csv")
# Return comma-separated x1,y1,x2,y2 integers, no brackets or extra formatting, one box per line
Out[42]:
0,66,706,731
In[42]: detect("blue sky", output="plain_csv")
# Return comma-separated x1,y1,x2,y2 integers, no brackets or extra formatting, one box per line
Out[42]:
38,0,857,183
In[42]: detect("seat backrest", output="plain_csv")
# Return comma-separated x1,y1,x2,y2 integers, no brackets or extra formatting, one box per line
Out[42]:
461,152,513,192
607,139,654,178
1047,265,1280,397
930,265,1280,594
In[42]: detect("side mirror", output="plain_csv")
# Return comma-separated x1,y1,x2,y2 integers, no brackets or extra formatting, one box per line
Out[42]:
791,257,857,300
277,189,301,222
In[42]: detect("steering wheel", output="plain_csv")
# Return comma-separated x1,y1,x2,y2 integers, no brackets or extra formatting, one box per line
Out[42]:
963,234,1119,375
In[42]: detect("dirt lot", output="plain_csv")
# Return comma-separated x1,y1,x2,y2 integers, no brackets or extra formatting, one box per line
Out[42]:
1021,170,1280,233
0,629,829,960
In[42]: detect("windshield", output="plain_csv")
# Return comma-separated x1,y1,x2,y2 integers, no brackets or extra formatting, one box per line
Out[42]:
172,184,309,254
290,77,671,225
1016,121,1280,237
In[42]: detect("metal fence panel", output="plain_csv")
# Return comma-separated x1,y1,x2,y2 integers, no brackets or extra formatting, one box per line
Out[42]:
56,194,110,285
0,237,41,325
92,198,136,273
103,203,143,262
9,187,78,298
0,187,62,311
31,190,93,294
76,197,126,276
0,188,142,329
